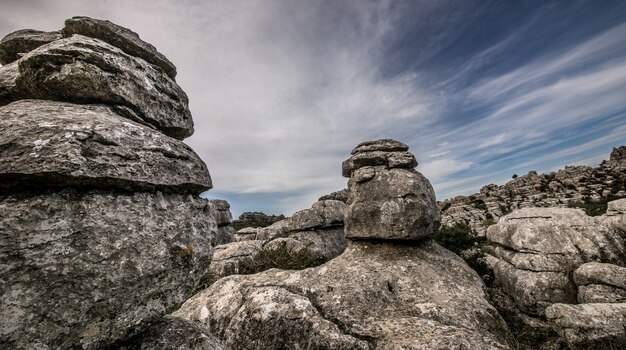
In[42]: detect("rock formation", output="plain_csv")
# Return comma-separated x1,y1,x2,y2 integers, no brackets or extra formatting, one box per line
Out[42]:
0,17,219,349
440,146,626,235
209,199,347,282
175,139,513,349
208,199,236,246
484,199,626,348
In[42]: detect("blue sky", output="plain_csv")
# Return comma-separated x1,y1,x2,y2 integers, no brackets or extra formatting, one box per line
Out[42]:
1,0,625,217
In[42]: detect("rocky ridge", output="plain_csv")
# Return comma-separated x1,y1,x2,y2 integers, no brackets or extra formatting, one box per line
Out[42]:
0,17,222,349
440,146,626,235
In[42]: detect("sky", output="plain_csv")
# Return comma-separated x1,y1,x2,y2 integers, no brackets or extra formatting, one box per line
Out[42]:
1,0,625,217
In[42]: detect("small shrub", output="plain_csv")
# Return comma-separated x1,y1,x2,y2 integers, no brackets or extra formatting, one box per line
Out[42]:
472,199,487,210
238,241,324,274
433,224,482,254
512,174,518,179
441,202,452,212
483,219,497,227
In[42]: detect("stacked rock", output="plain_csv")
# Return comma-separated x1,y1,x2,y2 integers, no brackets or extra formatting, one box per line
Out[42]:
175,139,513,349
0,17,217,349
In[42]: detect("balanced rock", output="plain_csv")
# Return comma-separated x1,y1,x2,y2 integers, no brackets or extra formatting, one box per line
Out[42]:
485,207,626,315
62,16,177,79
176,140,512,349
0,100,211,194
0,29,61,64
0,190,216,349
7,35,193,139
343,140,438,240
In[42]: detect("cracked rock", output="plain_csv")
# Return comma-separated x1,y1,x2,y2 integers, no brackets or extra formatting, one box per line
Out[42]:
0,29,61,64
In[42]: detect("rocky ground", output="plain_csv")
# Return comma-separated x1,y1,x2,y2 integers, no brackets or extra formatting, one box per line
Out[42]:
1,16,625,350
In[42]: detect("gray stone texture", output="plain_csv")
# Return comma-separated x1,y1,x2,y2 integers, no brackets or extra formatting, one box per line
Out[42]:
0,100,211,194
0,29,61,64
63,16,177,79
175,240,512,350
345,166,440,240
545,303,626,349
0,189,216,349
5,35,193,139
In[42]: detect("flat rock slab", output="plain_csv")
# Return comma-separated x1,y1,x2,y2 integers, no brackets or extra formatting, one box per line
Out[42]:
574,262,626,290
0,189,216,350
62,16,177,79
7,35,193,139
342,150,417,177
578,284,626,303
176,240,512,350
0,29,61,64
0,100,211,194
545,303,626,349
350,139,409,154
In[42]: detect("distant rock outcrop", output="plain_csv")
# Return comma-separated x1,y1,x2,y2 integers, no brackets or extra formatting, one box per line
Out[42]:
0,17,221,349
175,139,513,349
231,211,286,230
440,146,626,235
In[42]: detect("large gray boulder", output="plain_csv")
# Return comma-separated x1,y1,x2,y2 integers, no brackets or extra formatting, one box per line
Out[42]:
485,207,626,315
545,303,626,349
115,316,226,350
5,35,193,139
0,189,216,349
208,199,235,246
0,100,211,193
175,240,512,350
345,166,439,240
63,16,177,79
0,29,61,64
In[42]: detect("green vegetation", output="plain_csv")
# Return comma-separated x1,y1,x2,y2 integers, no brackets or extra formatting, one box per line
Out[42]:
483,219,497,227
568,194,625,216
433,224,494,286
239,241,323,274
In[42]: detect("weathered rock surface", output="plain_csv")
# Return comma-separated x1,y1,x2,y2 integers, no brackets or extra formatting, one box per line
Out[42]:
208,199,235,245
115,316,226,350
440,146,626,235
0,189,216,349
0,61,19,105
0,100,211,194
545,303,626,349
350,138,409,154
0,29,61,64
213,200,347,281
345,167,440,240
63,16,177,79
176,240,512,350
574,262,626,303
485,207,626,315
207,240,263,278
6,35,193,139
318,188,349,203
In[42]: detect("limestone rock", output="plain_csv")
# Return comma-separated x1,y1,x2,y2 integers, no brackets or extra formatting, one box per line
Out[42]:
208,199,235,245
0,29,61,64
345,167,440,240
318,188,349,203
0,61,19,105
350,138,409,154
62,16,177,79
7,35,193,139
574,262,626,290
0,100,211,194
578,284,626,303
545,303,626,349
175,240,512,350
207,240,263,279
0,189,216,350
232,211,285,231
485,208,626,315
342,151,417,177
116,316,226,350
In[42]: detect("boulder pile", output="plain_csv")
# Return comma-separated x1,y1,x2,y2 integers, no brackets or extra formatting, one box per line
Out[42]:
175,139,513,349
0,17,218,349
